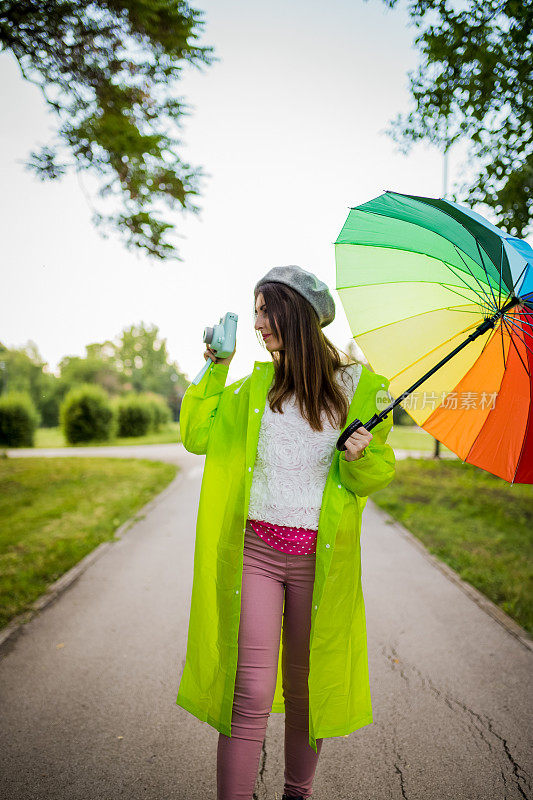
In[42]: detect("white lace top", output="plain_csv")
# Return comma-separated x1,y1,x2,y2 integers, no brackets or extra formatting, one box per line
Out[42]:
247,363,362,529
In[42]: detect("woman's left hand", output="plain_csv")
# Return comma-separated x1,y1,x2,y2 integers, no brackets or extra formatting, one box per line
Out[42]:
343,425,373,462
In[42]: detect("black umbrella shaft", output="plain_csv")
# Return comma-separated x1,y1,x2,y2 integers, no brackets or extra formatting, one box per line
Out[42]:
336,296,521,450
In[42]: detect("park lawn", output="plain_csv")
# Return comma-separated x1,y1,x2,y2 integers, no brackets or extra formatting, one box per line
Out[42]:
388,425,455,454
0,456,178,629
31,423,444,453
371,458,533,635
33,422,182,448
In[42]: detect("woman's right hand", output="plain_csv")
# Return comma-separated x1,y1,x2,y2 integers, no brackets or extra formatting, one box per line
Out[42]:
204,341,236,366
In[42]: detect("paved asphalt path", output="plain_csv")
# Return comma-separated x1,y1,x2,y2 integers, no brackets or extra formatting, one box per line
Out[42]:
1,443,531,800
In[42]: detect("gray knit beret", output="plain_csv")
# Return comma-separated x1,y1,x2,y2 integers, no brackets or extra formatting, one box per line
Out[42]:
254,265,335,328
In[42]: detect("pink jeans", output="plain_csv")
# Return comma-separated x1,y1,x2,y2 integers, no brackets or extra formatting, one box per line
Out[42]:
217,519,324,800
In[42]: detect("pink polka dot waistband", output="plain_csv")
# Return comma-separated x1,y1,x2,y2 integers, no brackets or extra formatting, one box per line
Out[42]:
248,518,317,555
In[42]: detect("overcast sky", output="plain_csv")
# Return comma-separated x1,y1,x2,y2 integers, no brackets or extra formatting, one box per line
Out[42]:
1,0,486,385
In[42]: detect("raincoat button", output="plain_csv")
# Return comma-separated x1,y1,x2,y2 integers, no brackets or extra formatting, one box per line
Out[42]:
325,543,330,548
314,605,318,609
381,383,385,387
254,408,259,413
235,589,239,594
256,367,260,370
338,484,341,489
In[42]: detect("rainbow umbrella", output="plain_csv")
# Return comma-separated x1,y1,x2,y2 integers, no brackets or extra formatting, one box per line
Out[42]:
334,190,533,485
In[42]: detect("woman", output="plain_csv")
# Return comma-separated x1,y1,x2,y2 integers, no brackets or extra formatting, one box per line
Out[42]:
176,265,396,800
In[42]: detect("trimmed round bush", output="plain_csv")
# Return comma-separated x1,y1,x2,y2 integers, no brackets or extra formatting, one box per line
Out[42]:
142,393,172,431
0,391,41,447
60,384,115,444
116,394,153,438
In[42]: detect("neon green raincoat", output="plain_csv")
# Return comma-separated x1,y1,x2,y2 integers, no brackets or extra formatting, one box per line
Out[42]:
176,358,395,752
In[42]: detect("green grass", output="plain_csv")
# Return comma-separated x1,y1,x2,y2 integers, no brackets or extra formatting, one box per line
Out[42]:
21,423,441,453
0,457,178,629
31,422,182,448
388,425,456,454
371,458,533,635
11,420,449,455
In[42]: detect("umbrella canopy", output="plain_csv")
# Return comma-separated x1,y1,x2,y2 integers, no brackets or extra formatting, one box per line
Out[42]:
335,190,533,484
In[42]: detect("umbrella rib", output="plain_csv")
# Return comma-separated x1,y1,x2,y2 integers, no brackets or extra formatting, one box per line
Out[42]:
505,310,533,332
387,319,485,382
477,323,500,363
350,204,496,281
452,245,497,309
501,294,533,318
349,305,483,339
503,311,531,335
342,206,501,301
440,261,492,308
510,261,529,298
501,317,531,379
342,276,486,309
438,276,493,310
438,256,495,306
352,201,516,307
494,281,515,310
501,316,533,353
437,307,490,315
498,239,504,308
440,261,495,309
407,195,510,298
475,239,500,311
501,319,533,362
497,315,507,370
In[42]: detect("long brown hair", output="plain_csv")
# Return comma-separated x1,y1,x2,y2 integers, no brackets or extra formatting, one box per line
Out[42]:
254,282,362,432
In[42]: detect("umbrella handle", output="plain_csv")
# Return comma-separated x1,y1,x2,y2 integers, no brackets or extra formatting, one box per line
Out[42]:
336,413,385,451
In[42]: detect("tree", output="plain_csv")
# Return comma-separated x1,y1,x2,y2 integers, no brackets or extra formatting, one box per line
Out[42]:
379,0,532,236
115,321,186,396
82,322,189,416
0,340,66,426
58,353,124,395
0,339,45,398
0,0,214,259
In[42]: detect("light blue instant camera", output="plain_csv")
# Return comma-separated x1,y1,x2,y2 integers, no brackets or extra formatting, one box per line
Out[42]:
191,312,238,385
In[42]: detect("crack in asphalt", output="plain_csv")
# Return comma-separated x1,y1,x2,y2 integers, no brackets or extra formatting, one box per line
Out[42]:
484,717,530,800
381,642,532,799
393,759,409,800
381,693,411,800
253,739,268,799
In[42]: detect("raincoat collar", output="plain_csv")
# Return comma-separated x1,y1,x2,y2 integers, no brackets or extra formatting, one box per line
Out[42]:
249,359,373,413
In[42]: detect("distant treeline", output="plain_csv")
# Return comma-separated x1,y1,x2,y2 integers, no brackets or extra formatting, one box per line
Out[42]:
0,322,189,428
